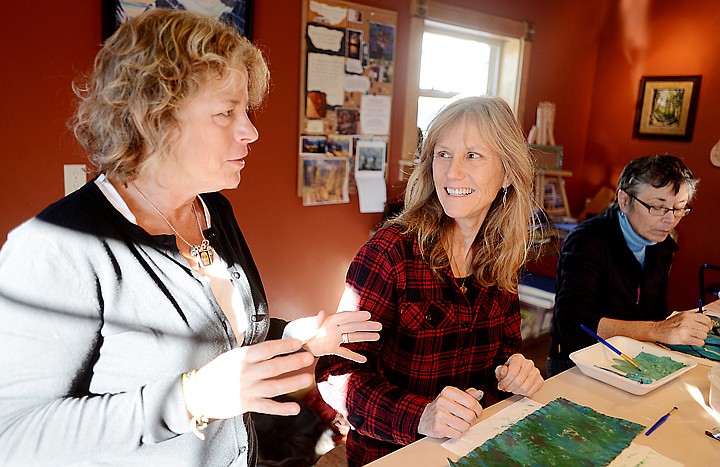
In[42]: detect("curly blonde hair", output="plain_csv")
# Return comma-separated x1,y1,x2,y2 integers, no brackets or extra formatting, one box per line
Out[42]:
391,96,535,292
71,8,269,182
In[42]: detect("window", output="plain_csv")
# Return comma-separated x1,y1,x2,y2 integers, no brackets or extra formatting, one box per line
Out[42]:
416,20,501,133
399,1,533,178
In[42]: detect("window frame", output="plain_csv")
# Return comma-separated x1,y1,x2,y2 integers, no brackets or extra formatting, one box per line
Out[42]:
417,20,503,131
399,0,534,179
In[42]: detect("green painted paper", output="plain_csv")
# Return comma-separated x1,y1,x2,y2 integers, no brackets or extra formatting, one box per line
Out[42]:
611,351,686,382
667,318,720,361
448,397,644,467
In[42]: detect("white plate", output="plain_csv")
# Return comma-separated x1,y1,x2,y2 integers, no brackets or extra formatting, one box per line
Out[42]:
569,336,697,395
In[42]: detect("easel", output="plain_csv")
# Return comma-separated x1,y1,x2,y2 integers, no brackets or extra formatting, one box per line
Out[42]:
535,169,573,217
528,145,572,218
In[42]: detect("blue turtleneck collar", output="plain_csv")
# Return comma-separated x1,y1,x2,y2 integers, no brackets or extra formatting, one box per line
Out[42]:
618,208,657,267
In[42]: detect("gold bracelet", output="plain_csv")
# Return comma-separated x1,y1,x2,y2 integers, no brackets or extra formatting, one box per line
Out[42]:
182,370,209,440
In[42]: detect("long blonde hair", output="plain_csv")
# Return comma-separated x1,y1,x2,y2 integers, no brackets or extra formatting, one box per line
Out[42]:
71,9,269,183
391,96,534,292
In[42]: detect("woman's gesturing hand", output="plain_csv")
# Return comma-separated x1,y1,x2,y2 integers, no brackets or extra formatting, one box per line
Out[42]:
303,310,382,363
184,338,315,420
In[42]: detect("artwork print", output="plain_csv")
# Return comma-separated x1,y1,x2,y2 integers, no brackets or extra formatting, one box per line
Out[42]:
347,29,363,60
357,143,384,171
103,0,253,39
368,22,395,60
633,75,701,141
648,88,683,126
300,136,328,155
449,397,644,467
336,108,359,135
326,135,352,157
301,158,349,206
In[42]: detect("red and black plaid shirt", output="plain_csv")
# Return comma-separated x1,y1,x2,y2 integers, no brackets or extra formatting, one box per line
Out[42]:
315,225,521,466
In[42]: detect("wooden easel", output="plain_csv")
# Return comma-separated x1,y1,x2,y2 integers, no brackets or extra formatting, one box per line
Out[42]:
535,169,573,217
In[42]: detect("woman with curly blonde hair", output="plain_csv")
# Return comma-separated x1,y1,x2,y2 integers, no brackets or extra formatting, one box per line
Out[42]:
0,9,379,466
316,96,544,466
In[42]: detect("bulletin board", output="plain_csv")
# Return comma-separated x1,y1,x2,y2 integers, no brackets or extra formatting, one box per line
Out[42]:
298,0,397,212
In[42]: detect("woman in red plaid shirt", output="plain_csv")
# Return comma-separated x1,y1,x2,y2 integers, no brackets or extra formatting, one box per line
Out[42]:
316,96,544,466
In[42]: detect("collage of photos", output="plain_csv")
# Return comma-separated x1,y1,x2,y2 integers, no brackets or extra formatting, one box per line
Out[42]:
299,0,395,209
299,134,387,207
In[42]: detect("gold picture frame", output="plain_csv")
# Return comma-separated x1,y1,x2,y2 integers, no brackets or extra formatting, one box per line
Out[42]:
633,75,701,141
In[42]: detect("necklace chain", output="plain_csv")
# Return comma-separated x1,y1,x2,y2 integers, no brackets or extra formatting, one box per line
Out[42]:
131,182,214,267
449,247,471,294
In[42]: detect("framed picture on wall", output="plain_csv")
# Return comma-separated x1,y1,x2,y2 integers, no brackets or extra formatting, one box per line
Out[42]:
633,75,701,141
102,1,254,40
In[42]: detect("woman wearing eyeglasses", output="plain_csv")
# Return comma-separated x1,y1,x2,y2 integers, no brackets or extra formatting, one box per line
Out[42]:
547,154,712,376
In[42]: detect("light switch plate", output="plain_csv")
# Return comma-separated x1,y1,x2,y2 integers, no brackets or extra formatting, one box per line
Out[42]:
64,164,87,196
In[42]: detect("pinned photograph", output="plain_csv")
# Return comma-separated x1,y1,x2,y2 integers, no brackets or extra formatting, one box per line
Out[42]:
368,22,395,61
300,135,327,155
302,158,350,206
336,108,359,135
347,30,362,60
327,135,353,157
306,90,327,119
356,140,385,172
348,8,364,23
369,60,392,84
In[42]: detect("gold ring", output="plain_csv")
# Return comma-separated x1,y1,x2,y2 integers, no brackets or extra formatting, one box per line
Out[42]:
341,333,349,344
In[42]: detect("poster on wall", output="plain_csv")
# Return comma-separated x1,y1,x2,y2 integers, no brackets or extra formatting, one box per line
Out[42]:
102,0,254,39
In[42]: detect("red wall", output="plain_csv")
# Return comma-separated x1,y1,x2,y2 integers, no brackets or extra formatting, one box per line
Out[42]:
1,1,716,318
0,3,100,229
584,0,720,309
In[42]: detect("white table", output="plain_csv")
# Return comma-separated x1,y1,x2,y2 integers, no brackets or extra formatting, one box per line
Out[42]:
367,363,720,466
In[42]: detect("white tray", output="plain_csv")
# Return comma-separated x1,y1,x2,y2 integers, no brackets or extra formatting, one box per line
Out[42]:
569,336,696,395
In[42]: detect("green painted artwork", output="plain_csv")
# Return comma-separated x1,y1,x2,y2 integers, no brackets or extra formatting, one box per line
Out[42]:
666,317,720,361
448,397,644,467
610,351,687,383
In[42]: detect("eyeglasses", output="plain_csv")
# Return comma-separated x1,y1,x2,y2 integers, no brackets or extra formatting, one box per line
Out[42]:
627,193,692,218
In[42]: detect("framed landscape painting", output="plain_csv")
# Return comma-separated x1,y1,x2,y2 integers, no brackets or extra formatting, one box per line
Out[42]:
633,75,701,141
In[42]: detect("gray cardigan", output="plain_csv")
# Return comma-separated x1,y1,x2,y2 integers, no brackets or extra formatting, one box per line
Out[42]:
0,180,277,466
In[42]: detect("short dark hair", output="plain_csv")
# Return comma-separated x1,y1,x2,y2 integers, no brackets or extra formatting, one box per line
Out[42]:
613,154,698,207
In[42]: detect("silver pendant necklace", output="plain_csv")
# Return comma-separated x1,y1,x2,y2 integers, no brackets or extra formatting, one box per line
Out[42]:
131,182,214,267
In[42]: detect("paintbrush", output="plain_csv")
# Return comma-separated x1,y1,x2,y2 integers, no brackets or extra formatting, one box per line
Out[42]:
581,324,641,369
694,300,720,357
645,406,678,436
593,365,652,384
